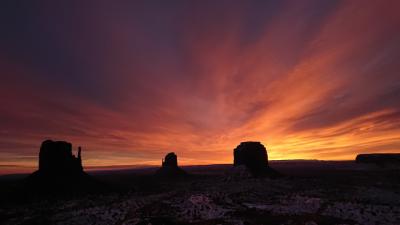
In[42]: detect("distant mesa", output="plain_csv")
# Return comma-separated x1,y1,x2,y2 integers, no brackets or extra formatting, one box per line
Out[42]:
163,152,178,168
25,140,96,194
229,141,280,178
39,140,83,175
234,141,269,171
155,152,187,178
356,153,400,166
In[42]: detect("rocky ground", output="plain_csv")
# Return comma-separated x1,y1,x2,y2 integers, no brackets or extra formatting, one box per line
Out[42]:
0,161,399,225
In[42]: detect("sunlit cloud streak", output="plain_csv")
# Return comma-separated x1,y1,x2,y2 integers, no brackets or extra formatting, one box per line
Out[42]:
1,0,400,173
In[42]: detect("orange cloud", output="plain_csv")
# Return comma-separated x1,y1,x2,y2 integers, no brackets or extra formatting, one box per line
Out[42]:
1,0,400,174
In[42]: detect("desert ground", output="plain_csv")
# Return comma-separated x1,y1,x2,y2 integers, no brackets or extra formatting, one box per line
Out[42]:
0,161,399,225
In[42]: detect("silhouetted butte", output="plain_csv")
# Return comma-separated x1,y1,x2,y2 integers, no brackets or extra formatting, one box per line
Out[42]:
232,141,280,178
155,152,187,178
38,140,83,175
356,153,400,166
25,140,97,195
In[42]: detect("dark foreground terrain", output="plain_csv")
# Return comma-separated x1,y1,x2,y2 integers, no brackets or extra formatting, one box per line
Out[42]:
0,161,399,225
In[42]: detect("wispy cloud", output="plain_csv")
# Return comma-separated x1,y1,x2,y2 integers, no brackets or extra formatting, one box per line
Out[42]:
1,0,399,171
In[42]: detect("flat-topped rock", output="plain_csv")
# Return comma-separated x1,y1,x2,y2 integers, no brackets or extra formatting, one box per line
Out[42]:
39,140,83,175
155,152,187,178
356,153,400,165
162,152,178,168
231,141,280,178
234,142,268,174
24,140,99,195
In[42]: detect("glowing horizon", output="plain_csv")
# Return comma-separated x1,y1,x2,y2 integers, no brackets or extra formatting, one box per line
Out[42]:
1,0,400,174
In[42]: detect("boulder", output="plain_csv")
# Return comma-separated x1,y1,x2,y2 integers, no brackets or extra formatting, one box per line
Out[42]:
155,152,187,178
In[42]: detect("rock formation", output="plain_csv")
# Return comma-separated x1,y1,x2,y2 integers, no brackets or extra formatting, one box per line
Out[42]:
230,141,280,178
356,153,400,165
162,152,178,168
38,140,83,175
155,152,187,178
25,140,98,195
234,141,268,170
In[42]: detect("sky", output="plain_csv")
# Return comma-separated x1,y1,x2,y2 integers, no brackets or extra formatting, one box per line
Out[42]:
1,0,400,173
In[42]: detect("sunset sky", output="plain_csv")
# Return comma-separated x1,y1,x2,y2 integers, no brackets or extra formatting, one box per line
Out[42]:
1,0,400,173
